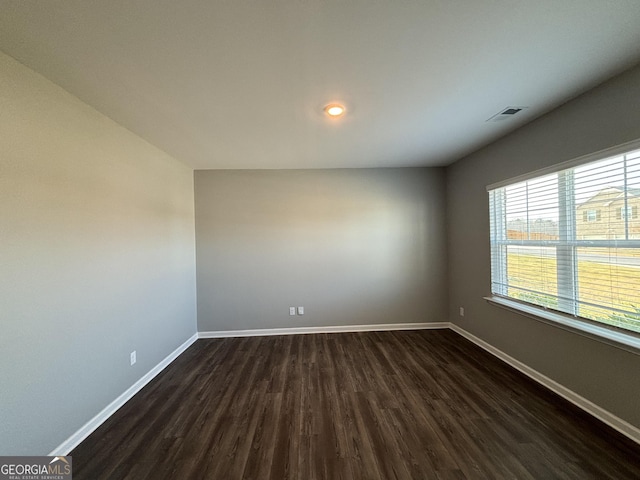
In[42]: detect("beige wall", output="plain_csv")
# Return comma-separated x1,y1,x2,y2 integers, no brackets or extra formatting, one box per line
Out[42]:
0,52,197,454
195,168,447,331
447,62,640,428
576,192,640,240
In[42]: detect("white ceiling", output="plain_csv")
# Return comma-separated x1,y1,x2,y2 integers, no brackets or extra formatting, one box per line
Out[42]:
1,1,640,169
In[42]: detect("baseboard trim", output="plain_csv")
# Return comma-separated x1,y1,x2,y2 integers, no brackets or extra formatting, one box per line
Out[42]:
49,322,640,455
449,323,640,445
198,322,449,338
48,333,198,456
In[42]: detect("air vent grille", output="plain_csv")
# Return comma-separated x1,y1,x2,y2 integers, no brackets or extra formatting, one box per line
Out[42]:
487,106,528,122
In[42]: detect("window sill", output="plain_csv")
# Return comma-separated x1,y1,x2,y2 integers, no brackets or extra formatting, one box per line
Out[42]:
484,296,640,355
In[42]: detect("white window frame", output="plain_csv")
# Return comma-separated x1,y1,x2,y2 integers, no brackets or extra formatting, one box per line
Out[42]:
620,205,637,220
585,209,598,222
486,139,640,354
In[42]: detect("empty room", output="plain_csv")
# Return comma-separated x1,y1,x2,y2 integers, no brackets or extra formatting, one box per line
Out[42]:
2,1,640,479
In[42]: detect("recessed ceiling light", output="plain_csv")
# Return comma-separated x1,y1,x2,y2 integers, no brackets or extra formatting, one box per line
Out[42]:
324,103,346,117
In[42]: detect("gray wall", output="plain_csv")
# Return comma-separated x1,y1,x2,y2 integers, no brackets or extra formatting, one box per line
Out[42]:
195,168,447,331
447,62,640,428
0,53,197,454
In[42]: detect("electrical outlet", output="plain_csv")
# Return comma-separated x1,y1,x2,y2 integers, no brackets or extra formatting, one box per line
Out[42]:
130,351,137,366
298,306,304,315
459,307,465,317
289,307,296,316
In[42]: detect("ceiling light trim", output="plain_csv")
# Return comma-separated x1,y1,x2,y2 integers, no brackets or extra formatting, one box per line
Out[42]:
324,103,346,117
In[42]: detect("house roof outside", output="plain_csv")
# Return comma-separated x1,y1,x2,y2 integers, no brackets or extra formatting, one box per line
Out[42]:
578,187,640,207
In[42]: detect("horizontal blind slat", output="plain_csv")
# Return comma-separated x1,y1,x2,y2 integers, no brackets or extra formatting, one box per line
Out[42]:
489,142,640,334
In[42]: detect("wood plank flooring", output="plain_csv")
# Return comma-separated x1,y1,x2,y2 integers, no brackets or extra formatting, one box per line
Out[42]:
71,330,640,479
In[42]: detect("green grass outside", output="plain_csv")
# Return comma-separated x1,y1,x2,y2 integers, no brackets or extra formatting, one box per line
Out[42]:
506,253,640,333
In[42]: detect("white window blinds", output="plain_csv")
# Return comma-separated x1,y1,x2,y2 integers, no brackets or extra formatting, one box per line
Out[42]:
489,147,640,334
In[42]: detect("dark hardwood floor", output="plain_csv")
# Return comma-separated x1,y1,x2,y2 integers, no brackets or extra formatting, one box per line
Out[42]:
71,330,640,479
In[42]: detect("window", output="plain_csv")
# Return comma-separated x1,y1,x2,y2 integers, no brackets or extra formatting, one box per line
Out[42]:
584,209,600,222
619,205,638,220
489,144,640,335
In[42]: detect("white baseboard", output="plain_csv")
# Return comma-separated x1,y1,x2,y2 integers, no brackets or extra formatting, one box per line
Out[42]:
449,323,640,445
49,322,640,456
198,322,449,338
48,333,198,456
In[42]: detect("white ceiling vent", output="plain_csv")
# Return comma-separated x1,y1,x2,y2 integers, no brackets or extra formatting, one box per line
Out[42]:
487,106,528,122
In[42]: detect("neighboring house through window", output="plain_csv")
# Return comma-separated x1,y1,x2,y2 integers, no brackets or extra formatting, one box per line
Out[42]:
488,141,640,338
